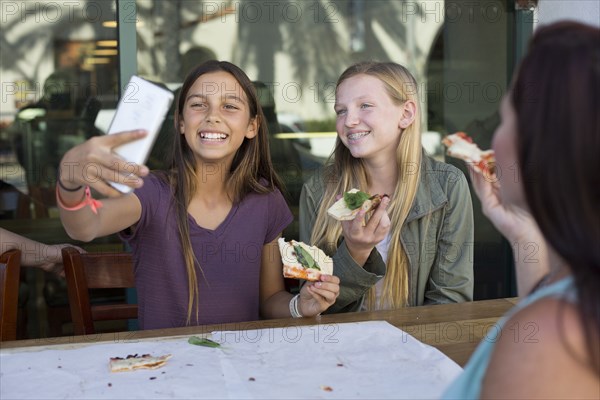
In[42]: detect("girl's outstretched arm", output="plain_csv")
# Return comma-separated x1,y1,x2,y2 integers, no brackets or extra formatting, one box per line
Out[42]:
57,130,148,242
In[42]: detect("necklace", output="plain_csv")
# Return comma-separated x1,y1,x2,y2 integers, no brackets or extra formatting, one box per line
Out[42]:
530,265,564,294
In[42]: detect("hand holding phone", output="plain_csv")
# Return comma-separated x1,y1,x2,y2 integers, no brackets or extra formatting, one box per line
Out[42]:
106,75,174,193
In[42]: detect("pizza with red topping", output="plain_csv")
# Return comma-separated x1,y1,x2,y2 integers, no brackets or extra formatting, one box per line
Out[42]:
278,238,333,281
442,132,496,173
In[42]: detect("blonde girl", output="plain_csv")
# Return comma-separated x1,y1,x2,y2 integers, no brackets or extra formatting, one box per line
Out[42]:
300,61,472,312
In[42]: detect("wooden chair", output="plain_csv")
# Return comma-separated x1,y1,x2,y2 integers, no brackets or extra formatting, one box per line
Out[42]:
61,247,137,335
0,249,22,341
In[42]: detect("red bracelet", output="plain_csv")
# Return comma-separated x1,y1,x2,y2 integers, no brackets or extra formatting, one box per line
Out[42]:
56,185,103,214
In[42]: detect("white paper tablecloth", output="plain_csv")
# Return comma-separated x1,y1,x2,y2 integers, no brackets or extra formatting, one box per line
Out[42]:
0,321,462,399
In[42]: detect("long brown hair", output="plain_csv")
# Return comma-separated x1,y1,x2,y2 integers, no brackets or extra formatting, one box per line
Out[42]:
169,60,284,324
512,21,600,375
310,61,423,309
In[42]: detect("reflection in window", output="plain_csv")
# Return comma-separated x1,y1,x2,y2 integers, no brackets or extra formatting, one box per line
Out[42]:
133,0,446,198
0,1,519,339
1,1,119,223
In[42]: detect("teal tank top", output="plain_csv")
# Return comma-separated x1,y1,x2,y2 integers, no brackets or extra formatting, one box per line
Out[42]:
441,276,576,399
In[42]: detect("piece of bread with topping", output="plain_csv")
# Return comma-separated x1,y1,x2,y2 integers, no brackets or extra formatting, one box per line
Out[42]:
278,238,333,281
442,131,496,173
327,189,383,221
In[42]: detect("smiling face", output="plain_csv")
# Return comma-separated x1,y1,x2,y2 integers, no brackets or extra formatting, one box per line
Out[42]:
179,70,257,167
334,74,410,163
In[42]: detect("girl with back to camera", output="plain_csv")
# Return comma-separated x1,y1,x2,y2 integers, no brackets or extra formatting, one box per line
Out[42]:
300,62,474,312
443,21,599,399
57,60,340,329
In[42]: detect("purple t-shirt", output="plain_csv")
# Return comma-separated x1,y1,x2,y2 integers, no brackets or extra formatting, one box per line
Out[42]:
120,173,293,330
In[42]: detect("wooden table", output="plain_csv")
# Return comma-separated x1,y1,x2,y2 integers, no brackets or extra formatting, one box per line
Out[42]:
2,298,518,367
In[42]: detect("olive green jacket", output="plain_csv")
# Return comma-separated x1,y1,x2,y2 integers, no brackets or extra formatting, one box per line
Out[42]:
299,154,474,313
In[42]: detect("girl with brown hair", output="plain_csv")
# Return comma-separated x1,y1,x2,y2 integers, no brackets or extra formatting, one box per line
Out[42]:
444,21,600,398
57,60,339,329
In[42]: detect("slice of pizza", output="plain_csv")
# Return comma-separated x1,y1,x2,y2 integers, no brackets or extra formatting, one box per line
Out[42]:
442,132,496,173
327,189,383,221
109,353,172,373
278,238,333,281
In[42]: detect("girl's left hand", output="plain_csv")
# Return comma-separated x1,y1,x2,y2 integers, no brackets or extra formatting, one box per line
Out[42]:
298,274,340,316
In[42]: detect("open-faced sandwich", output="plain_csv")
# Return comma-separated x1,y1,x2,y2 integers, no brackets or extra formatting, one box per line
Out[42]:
442,131,496,173
109,353,172,373
327,189,383,221
278,238,333,281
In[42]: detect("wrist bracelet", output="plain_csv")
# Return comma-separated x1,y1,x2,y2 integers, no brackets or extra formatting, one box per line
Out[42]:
56,171,83,192
56,185,103,214
289,294,303,318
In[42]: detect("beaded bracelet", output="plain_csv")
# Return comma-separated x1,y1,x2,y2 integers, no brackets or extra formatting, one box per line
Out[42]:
55,185,103,214
289,294,303,318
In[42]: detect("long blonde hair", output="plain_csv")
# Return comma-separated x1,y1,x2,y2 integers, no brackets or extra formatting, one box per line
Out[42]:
169,61,284,324
310,62,422,309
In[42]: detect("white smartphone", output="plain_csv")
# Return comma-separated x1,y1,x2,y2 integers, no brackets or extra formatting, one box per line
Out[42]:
106,75,174,193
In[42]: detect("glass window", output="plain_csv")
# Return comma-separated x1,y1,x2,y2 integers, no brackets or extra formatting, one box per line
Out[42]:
131,0,517,300
1,0,529,338
1,1,121,338
1,1,119,239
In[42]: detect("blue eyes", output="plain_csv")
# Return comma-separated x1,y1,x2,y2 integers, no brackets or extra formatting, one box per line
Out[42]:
335,104,372,115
